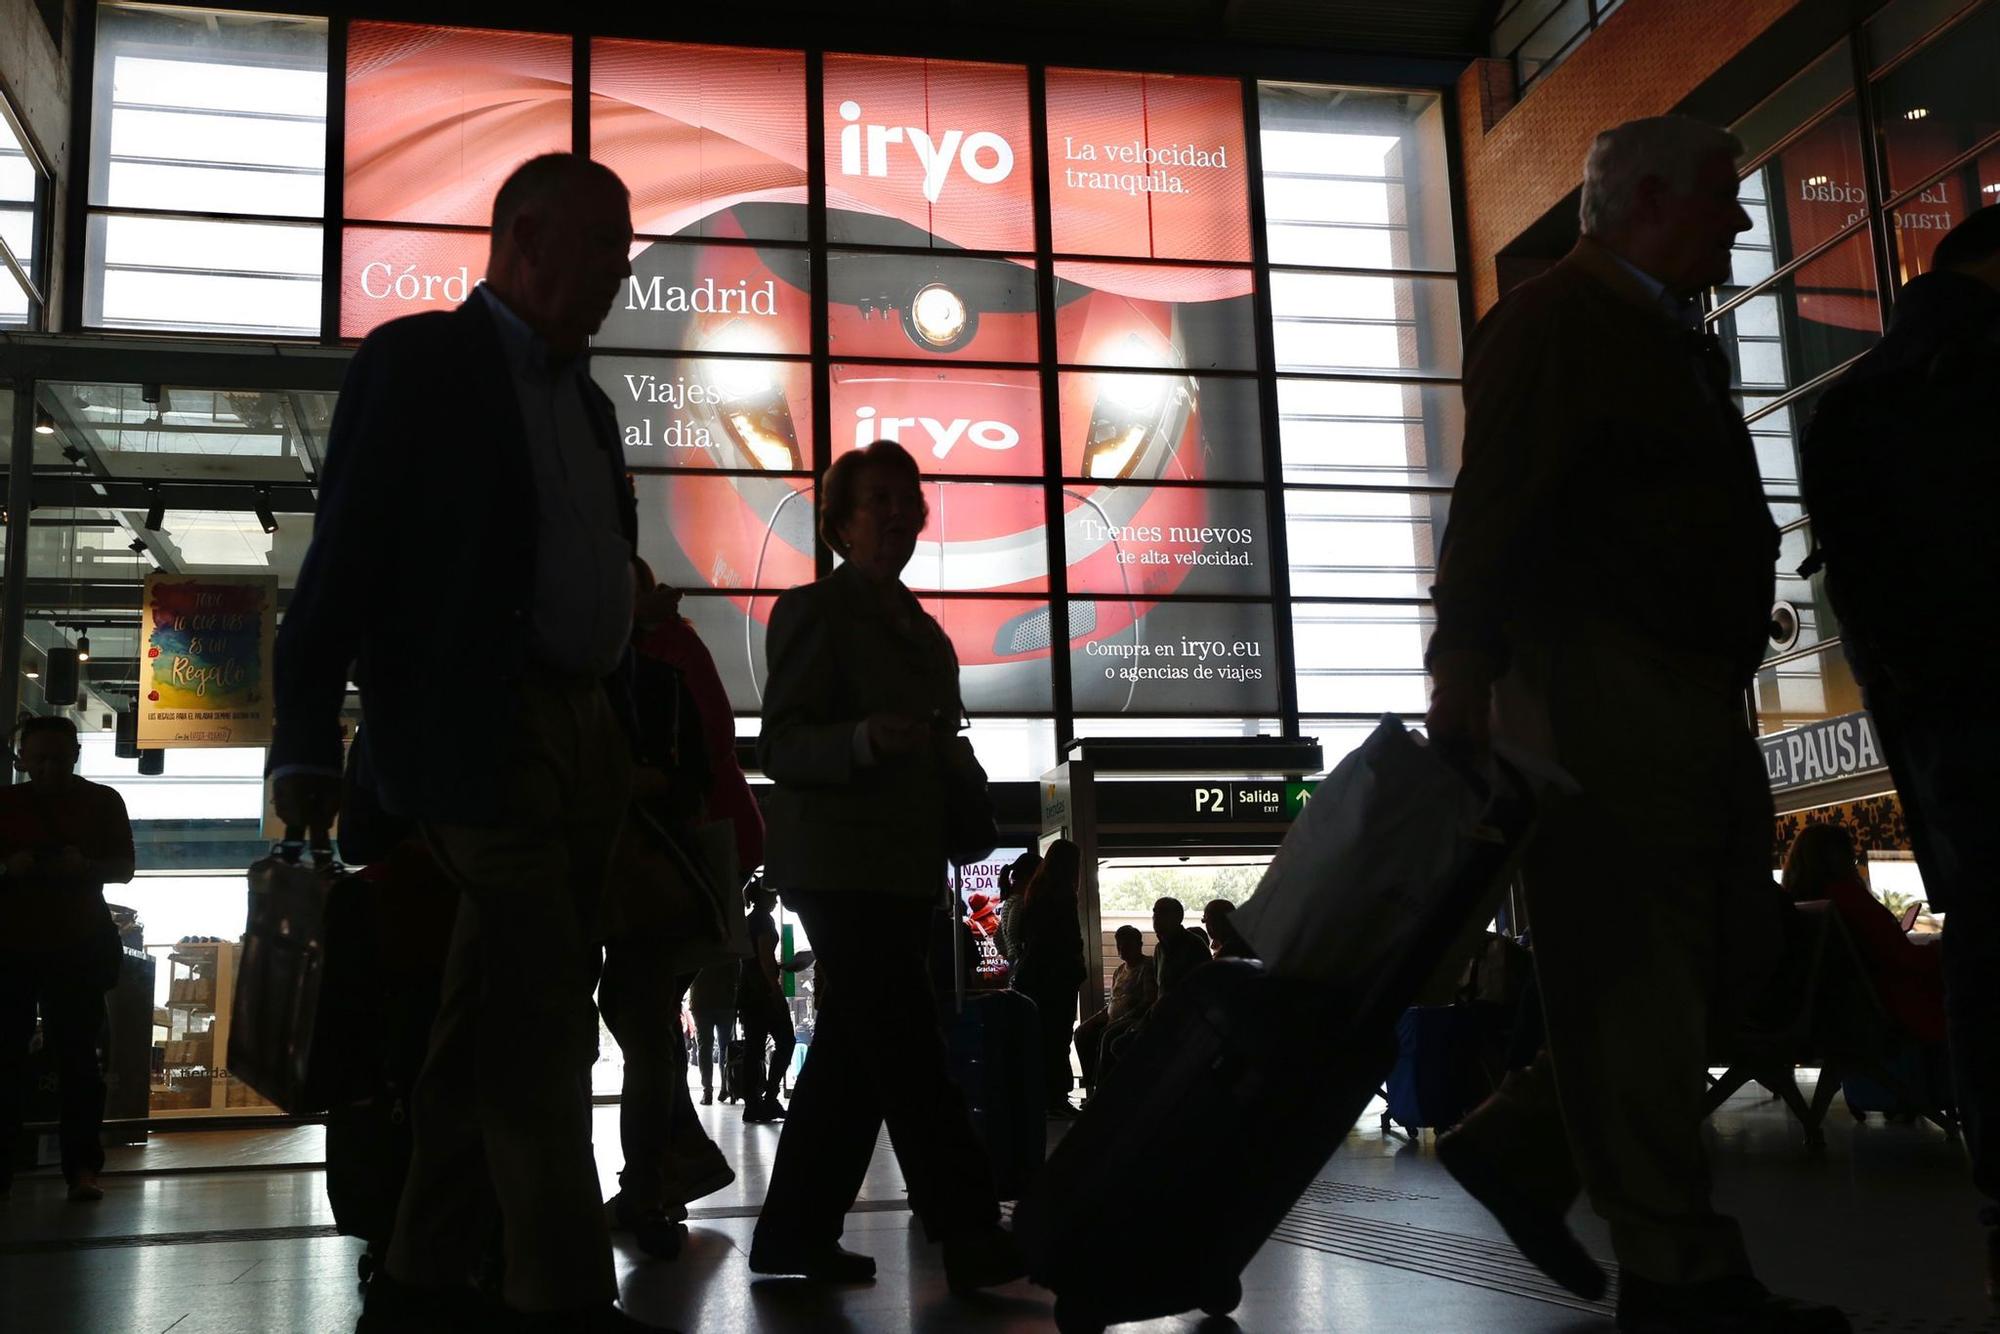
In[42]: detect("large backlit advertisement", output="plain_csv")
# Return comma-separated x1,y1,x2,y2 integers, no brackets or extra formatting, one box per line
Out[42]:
344,44,1270,715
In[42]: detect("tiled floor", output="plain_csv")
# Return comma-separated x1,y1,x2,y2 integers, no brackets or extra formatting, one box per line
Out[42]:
2,1077,1995,1333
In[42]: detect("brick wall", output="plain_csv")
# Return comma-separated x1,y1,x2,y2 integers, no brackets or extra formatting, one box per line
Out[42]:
1459,0,1804,315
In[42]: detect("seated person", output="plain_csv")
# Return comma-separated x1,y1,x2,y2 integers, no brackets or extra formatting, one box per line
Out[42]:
1151,897,1209,995
1201,899,1255,960
1782,824,1945,1045
1075,926,1158,1095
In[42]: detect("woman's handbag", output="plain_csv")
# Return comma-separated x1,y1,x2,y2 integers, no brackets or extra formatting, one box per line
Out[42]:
941,733,999,867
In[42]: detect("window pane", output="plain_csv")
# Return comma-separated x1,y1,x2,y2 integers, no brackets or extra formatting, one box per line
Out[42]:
1072,715,1279,737
1065,485,1269,597
1732,42,1853,167
592,38,807,242
1055,261,1256,372
922,598,1054,712
1715,230,1879,403
678,592,770,712
1770,518,1838,663
832,363,1041,477
1871,0,2000,198
826,250,1037,363
1867,0,1986,73
634,473,813,593
1070,599,1280,714
93,7,328,218
1300,716,1397,774
1256,85,1453,272
1046,68,1251,263
1890,149,2000,282
0,207,29,324
1284,489,1441,599
0,107,36,203
1277,376,1460,488
1292,602,1433,714
87,213,321,336
963,718,1058,781
900,481,1049,595
1059,370,1262,483
48,383,315,478
1516,0,1592,84
1754,643,1864,734
825,54,1034,253
1269,270,1462,378
340,226,486,339
597,239,812,356
595,354,813,470
1736,102,1868,290
344,22,571,227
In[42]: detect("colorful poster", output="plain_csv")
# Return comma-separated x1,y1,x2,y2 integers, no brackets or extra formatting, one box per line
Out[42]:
958,848,1028,982
1045,68,1252,265
139,574,277,748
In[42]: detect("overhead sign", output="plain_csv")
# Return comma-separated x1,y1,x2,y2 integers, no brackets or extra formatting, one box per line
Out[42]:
1761,709,1888,793
1096,779,1313,825
139,574,277,749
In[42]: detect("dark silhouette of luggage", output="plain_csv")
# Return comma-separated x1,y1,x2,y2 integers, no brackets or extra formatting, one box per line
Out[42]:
1014,722,1537,1334
946,990,1045,1200
1381,1003,1486,1138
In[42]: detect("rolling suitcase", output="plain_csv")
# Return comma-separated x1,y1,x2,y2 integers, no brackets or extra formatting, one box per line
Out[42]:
1014,717,1543,1334
1381,1003,1485,1137
946,990,1045,1200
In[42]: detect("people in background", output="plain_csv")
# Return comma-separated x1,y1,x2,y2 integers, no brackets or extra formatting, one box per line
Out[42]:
690,960,740,1108
1424,117,1844,1332
739,882,796,1125
1801,203,2000,1297
750,440,1023,1293
1151,898,1209,996
1074,925,1158,1098
0,715,136,1206
1202,899,1254,960
995,849,1039,975
1009,838,1088,1118
273,154,664,1333
598,561,739,1263
1783,828,1945,1046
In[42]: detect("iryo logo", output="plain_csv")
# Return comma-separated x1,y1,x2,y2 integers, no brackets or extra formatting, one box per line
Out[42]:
854,405,1021,459
836,100,1017,204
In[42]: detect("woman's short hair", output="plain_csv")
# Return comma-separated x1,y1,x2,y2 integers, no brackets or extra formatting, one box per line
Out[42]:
1781,822,1861,899
819,440,926,557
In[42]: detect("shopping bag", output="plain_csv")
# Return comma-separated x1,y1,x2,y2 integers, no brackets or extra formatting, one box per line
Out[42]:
229,833,379,1113
1232,716,1566,995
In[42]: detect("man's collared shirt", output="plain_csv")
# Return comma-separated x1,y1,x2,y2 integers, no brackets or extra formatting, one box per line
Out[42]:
478,284,633,680
1109,955,1158,1022
1606,249,1703,330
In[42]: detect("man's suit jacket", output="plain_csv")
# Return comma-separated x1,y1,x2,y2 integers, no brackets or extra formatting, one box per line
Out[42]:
1429,237,1778,687
756,562,962,899
272,296,638,826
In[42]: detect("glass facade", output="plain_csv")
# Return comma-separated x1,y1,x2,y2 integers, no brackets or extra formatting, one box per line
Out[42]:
11,6,1472,1120
1716,0,1998,737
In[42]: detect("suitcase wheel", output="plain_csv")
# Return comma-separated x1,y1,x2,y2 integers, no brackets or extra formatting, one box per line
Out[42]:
1200,1276,1243,1318
1052,1297,1106,1334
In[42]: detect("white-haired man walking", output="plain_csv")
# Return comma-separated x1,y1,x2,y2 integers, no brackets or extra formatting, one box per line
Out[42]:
1425,116,1846,1333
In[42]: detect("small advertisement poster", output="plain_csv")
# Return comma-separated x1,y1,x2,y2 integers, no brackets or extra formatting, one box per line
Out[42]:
139,574,278,749
959,848,1028,982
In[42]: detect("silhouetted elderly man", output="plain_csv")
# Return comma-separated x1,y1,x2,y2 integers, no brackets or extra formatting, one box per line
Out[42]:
1425,117,1844,1334
273,154,663,1333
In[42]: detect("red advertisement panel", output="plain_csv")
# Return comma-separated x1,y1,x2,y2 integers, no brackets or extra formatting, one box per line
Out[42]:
345,23,572,228
829,364,1042,477
1046,68,1251,264
340,227,489,339
592,39,808,241
824,55,1034,253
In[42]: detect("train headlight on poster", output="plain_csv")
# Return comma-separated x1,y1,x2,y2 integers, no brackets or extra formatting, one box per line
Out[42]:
904,282,976,352
708,360,802,472
1082,371,1185,481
